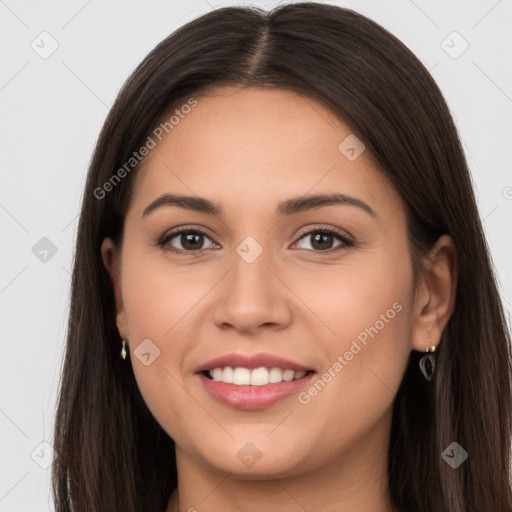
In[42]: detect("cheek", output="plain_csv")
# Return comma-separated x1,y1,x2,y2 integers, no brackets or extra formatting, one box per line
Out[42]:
295,245,414,437
292,306,412,458
120,245,212,341
295,234,412,355
119,248,224,440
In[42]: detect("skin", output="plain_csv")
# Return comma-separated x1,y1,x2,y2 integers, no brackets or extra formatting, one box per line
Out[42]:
101,86,458,512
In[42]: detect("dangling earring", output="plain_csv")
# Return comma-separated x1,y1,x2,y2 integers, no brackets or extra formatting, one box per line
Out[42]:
120,339,128,360
419,338,436,381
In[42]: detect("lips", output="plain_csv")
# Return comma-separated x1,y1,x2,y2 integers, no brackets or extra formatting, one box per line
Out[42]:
194,352,316,409
196,371,316,409
195,352,313,373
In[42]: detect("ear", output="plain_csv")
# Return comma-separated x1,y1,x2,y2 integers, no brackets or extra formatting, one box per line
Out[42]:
411,234,458,352
101,238,130,341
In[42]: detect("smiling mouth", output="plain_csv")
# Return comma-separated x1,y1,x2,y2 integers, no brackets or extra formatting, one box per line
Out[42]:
202,367,316,386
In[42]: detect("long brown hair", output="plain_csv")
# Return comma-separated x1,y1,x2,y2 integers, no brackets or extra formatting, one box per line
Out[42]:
51,3,512,511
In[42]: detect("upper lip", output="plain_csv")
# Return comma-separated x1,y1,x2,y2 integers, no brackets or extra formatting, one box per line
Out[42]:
195,352,313,373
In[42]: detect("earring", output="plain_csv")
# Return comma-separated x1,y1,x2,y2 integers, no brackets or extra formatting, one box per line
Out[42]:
419,338,436,381
120,339,127,360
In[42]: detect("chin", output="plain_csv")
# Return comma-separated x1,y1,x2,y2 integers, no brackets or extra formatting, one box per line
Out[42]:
194,439,312,479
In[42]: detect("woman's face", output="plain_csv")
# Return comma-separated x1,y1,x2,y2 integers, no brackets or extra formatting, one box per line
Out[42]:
102,86,427,479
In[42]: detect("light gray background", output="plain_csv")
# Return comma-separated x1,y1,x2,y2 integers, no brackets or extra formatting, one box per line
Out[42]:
1,0,511,510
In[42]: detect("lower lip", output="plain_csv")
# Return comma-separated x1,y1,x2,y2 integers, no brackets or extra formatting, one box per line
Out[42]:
196,371,316,409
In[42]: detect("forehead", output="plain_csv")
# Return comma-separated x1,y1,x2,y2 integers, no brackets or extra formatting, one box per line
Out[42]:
127,86,404,222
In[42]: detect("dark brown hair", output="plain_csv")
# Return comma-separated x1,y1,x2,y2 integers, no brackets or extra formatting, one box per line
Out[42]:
51,3,512,511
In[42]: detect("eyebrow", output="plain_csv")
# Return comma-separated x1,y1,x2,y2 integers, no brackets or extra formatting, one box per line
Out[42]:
142,192,376,218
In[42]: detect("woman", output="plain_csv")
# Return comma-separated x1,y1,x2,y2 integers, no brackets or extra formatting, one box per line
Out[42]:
51,3,512,511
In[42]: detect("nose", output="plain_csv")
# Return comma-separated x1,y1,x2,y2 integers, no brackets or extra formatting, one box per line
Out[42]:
211,246,293,335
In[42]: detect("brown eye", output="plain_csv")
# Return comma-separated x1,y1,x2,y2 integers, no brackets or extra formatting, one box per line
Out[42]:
176,232,206,251
294,228,353,252
158,228,217,254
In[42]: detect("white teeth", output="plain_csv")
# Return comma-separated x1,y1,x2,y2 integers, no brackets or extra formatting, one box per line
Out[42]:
282,369,295,382
250,367,269,386
269,367,283,383
207,366,309,385
233,367,251,385
222,366,234,383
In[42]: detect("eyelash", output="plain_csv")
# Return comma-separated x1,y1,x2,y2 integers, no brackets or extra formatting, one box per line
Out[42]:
156,225,355,256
